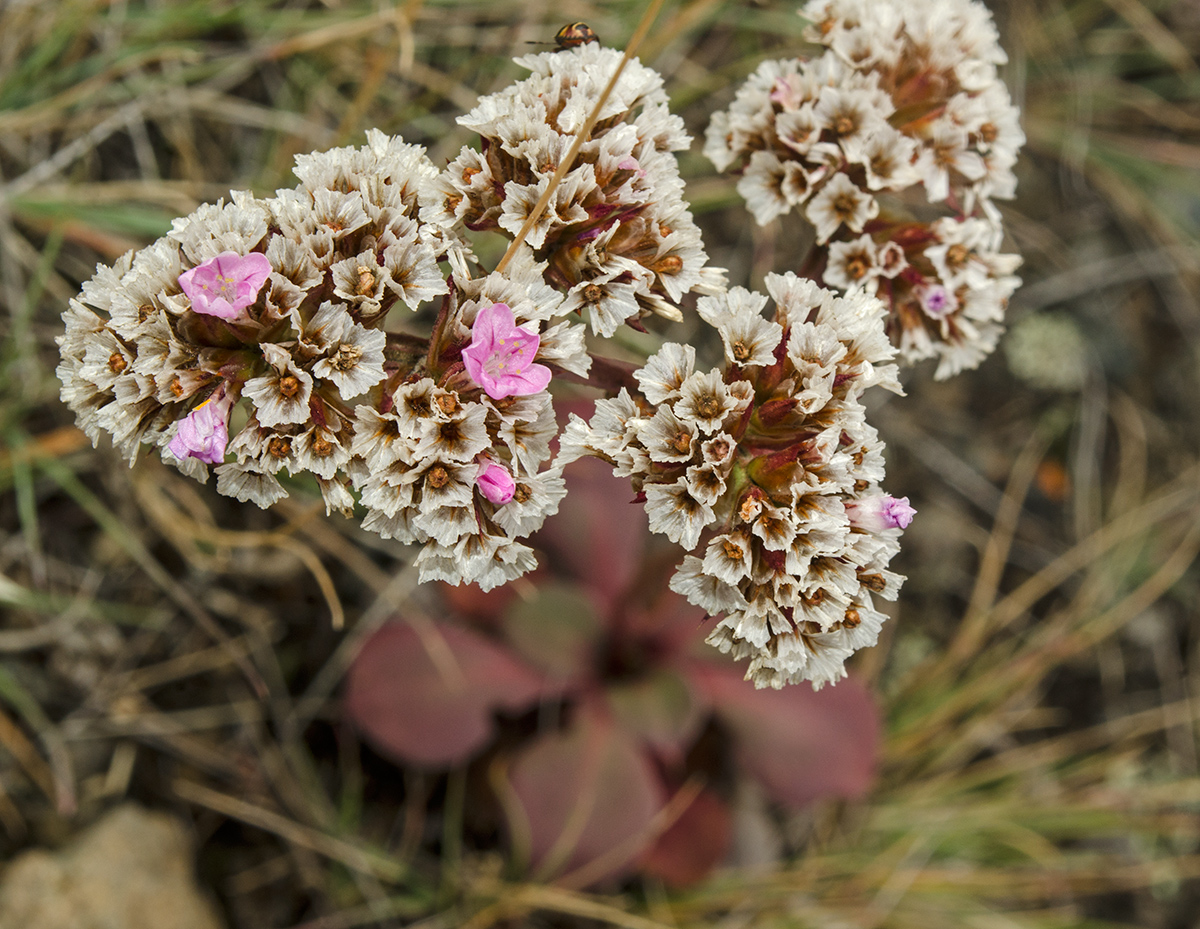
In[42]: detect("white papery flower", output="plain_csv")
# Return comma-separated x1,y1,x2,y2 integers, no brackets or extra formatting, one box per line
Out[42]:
824,234,881,292
565,279,909,689
634,343,697,405
708,0,1025,370
805,173,879,244
430,43,724,333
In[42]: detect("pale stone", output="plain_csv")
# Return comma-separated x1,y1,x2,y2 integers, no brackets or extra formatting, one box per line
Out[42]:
0,804,225,929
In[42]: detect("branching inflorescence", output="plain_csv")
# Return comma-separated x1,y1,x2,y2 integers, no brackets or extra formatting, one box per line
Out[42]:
59,0,1023,688
706,0,1025,379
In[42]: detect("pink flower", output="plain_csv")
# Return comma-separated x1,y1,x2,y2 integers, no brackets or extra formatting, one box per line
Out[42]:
915,282,958,319
476,459,516,505
845,494,916,532
769,75,803,110
618,156,646,177
178,251,273,319
168,386,234,464
461,302,552,400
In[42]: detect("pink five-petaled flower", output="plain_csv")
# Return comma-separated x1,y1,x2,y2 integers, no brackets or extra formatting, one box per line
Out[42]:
461,302,552,400
845,494,916,532
915,282,958,319
178,251,273,319
168,385,235,464
476,458,516,505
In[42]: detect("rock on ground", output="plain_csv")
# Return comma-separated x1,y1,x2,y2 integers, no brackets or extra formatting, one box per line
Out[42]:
0,803,225,929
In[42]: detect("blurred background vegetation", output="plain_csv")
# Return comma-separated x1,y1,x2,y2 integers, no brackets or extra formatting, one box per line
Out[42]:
1,0,1200,926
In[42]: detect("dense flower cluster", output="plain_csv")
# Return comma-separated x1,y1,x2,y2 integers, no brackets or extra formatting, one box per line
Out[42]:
54,15,1026,686
836,216,1022,378
60,131,451,494
705,0,1024,378
57,134,591,588
351,252,589,589
425,43,724,336
560,275,911,688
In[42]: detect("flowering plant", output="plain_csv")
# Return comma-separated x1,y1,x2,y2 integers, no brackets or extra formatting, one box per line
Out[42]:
57,0,1023,689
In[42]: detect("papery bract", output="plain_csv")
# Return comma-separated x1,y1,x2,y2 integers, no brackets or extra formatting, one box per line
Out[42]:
462,302,551,399
167,386,234,464
178,250,272,319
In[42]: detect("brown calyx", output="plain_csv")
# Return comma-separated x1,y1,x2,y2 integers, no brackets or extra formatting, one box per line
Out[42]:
946,243,970,267
668,430,693,456
858,572,886,592
833,192,859,221
845,254,869,279
438,420,463,445
737,487,766,522
311,434,335,458
355,266,377,296
695,395,722,419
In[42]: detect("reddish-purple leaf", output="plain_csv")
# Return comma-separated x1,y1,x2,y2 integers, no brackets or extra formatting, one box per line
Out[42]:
622,582,710,654
438,578,522,628
640,787,732,888
689,662,880,809
503,583,601,683
535,455,648,611
605,668,704,761
344,621,545,769
507,704,665,884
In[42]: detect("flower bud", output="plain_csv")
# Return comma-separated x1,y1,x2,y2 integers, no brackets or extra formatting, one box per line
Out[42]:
476,459,516,505
168,386,234,464
845,494,916,532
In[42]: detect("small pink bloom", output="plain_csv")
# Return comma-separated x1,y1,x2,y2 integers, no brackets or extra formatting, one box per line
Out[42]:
846,494,915,532
461,302,552,400
617,156,646,177
915,282,958,319
179,251,273,319
769,75,802,110
476,459,516,505
168,386,234,464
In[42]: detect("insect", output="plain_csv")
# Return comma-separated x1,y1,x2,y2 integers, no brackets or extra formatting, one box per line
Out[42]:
554,22,599,49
